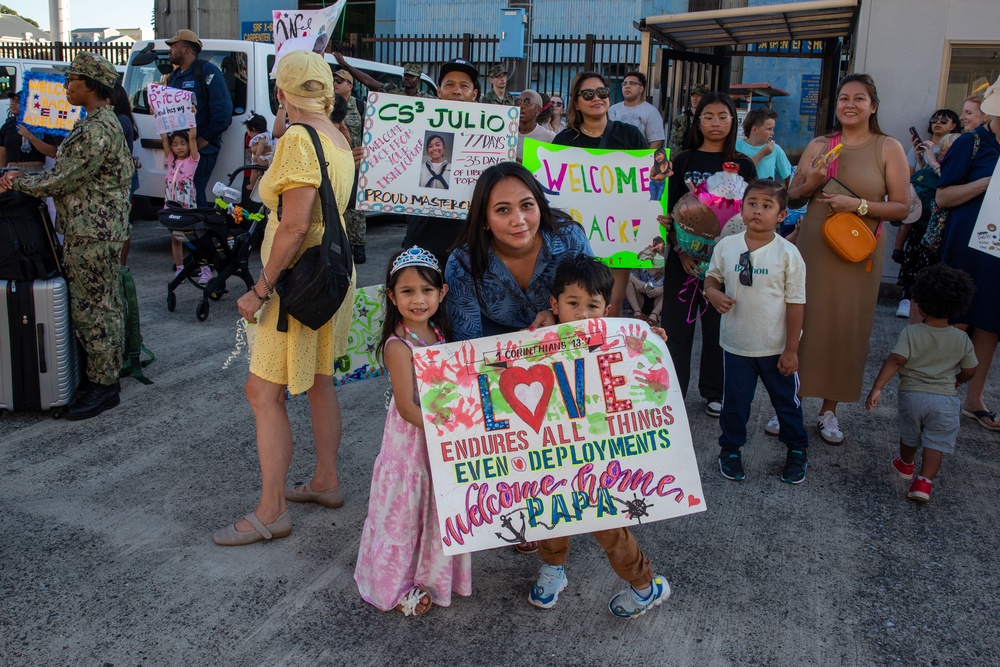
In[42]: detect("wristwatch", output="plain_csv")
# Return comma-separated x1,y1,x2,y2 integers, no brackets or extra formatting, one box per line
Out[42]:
856,198,868,216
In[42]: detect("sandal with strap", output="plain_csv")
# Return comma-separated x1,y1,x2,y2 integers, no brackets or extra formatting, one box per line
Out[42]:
396,587,431,616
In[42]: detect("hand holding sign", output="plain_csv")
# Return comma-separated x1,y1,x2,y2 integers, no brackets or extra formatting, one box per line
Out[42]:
18,71,85,137
147,84,196,135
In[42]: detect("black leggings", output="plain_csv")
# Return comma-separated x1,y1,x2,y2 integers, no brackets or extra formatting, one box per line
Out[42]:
660,251,724,401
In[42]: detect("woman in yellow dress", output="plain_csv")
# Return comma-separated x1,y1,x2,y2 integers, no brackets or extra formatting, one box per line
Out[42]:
214,50,356,545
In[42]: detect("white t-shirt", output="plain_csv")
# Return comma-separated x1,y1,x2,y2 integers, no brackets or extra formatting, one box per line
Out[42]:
516,123,556,160
706,232,807,357
608,101,665,145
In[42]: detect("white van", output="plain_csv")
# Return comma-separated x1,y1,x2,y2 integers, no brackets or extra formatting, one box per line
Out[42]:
122,39,436,204
0,59,72,118
1,58,125,119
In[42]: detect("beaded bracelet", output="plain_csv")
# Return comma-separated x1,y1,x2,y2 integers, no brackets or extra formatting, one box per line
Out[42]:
251,285,269,302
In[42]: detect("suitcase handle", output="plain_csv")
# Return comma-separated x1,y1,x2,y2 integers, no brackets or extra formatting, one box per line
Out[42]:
36,323,46,373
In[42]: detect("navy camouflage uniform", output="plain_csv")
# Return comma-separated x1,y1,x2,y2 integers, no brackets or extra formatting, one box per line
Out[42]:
13,104,133,386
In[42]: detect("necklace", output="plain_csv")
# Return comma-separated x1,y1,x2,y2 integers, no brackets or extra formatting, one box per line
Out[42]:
581,124,605,137
402,321,444,347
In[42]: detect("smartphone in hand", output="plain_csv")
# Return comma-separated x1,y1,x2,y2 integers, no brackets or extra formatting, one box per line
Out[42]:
909,126,921,143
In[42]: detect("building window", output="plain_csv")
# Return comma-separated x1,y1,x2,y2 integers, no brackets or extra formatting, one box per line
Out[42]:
942,44,1000,111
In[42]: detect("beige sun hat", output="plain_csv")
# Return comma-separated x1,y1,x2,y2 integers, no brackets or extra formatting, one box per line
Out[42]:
980,76,1000,116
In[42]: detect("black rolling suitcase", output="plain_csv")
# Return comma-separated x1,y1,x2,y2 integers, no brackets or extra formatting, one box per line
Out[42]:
0,190,80,413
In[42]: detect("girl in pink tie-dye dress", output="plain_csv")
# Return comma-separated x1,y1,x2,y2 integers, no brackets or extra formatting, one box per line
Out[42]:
354,247,472,616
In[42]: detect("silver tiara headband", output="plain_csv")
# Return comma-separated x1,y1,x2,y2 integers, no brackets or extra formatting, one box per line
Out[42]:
390,246,440,276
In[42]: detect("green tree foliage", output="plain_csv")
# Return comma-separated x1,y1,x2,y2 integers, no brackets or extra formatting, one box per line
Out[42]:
0,4,40,29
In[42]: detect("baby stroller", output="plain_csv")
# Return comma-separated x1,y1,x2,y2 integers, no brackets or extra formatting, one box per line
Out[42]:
158,165,267,321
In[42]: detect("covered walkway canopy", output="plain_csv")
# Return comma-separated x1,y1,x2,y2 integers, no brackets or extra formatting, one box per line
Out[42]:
637,0,860,51
636,0,861,142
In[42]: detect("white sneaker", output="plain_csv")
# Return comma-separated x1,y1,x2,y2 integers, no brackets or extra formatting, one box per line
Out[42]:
705,401,722,418
764,415,780,436
817,411,844,445
895,299,910,319
198,265,213,286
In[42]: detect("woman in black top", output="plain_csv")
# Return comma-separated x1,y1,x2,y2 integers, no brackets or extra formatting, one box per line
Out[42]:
658,91,756,416
553,71,647,315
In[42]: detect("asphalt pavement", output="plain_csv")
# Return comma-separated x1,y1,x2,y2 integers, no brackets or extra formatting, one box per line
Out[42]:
2,214,999,666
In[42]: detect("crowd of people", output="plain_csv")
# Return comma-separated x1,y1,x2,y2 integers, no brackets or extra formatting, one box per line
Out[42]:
4,37,997,621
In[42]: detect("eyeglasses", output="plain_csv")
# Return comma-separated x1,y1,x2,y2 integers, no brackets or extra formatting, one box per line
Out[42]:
551,100,564,106
66,74,83,82
334,78,347,85
517,97,536,106
738,250,754,287
699,114,733,125
930,117,951,124
622,80,642,87
577,87,611,101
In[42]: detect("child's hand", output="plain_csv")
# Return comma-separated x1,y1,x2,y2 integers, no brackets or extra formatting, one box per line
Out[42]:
705,287,735,314
650,326,668,343
778,350,798,376
865,388,881,412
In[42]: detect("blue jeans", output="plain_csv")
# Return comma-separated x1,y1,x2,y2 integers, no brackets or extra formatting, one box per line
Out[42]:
193,144,220,208
649,179,665,201
719,351,808,451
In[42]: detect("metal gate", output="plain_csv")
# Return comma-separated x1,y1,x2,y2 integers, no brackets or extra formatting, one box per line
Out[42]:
657,49,730,140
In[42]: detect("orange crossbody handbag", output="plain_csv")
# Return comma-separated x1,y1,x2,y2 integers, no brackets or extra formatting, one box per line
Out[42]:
819,135,880,272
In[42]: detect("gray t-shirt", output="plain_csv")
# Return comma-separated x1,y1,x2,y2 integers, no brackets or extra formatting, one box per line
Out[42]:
892,323,977,395
608,101,665,145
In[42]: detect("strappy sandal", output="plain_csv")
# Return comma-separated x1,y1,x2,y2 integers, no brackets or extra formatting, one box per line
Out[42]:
396,587,431,616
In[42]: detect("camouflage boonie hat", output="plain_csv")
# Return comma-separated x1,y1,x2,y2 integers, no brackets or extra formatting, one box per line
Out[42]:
489,63,508,78
403,63,423,77
56,52,118,88
691,83,710,96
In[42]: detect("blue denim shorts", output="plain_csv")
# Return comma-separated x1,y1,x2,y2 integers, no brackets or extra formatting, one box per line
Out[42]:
898,391,961,454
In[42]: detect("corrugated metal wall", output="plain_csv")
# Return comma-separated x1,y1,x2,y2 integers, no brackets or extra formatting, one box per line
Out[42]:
393,0,651,38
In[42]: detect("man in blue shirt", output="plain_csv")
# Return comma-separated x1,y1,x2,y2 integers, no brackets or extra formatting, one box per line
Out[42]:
165,29,234,207
736,108,792,183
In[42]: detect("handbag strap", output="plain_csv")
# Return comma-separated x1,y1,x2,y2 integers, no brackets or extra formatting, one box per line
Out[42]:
826,132,840,181
599,121,616,149
275,123,345,333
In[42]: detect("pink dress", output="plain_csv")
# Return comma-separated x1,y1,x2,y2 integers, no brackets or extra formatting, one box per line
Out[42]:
354,335,473,611
164,154,199,208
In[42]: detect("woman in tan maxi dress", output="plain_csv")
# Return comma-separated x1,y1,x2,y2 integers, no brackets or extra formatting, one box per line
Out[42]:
787,74,910,445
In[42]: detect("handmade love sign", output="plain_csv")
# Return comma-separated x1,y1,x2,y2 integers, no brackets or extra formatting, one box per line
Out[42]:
413,318,705,555
147,84,195,135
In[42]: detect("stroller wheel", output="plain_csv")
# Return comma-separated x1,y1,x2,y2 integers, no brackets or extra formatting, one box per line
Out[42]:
167,291,176,312
196,301,210,321
208,290,223,301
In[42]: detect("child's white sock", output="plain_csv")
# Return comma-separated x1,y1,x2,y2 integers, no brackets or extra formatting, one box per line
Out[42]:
634,584,652,598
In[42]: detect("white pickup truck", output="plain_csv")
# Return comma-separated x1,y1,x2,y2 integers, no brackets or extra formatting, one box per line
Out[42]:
121,39,436,205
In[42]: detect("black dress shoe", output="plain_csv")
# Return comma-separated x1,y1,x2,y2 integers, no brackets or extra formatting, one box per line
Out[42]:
66,382,121,421
352,244,366,265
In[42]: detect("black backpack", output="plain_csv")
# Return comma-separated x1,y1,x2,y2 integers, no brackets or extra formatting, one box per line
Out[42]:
274,123,354,332
0,191,60,281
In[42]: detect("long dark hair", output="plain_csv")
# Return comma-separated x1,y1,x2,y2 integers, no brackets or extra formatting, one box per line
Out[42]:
566,71,609,131
831,73,884,136
650,147,668,176
376,250,453,362
111,82,138,141
453,162,572,296
686,91,740,158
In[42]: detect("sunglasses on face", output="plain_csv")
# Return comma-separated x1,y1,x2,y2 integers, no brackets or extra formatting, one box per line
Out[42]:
738,250,754,287
517,97,536,106
699,114,733,125
334,78,347,85
552,100,564,106
930,117,951,124
577,87,611,101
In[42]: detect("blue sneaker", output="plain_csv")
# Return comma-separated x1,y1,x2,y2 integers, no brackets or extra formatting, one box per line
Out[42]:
528,564,567,609
718,450,745,481
609,574,670,619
